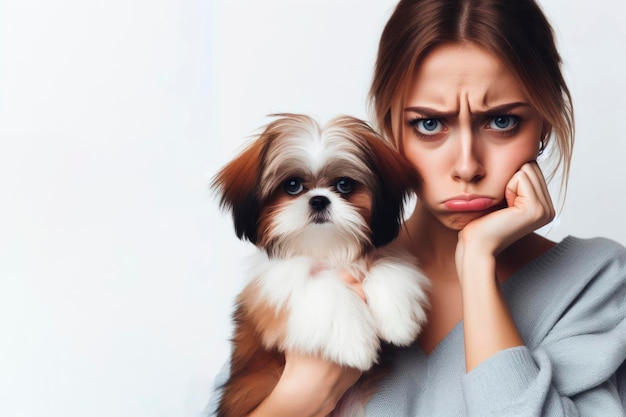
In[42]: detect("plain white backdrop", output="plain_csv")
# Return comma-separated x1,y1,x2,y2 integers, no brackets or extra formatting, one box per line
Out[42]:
0,0,624,416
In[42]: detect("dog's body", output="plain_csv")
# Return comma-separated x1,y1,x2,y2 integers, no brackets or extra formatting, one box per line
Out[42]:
212,114,429,417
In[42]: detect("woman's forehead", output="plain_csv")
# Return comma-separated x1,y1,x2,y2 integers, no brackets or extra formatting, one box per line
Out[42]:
406,42,529,113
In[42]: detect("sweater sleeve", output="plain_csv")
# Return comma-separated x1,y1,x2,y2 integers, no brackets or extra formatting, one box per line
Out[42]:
461,240,626,416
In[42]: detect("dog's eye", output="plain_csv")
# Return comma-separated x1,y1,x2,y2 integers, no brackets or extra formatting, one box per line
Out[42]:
335,177,355,194
283,178,304,195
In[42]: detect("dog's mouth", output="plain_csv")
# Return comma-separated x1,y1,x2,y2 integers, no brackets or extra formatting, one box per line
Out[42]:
310,212,331,224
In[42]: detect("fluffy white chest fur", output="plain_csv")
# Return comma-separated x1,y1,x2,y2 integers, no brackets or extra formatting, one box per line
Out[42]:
249,247,429,370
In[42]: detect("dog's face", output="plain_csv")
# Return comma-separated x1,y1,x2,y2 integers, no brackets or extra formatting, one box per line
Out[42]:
213,114,419,260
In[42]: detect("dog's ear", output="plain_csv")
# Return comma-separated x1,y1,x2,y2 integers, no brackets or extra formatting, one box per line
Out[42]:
363,127,420,248
211,138,266,244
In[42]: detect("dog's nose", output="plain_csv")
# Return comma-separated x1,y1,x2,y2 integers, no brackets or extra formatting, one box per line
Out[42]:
309,195,331,212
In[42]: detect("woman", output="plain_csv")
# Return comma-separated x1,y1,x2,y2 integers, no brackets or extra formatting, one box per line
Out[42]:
211,0,626,415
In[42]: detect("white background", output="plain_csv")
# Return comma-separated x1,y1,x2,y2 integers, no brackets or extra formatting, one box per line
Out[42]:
0,0,624,416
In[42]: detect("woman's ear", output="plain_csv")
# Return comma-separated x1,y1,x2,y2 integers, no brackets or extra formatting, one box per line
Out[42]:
539,122,552,156
541,121,553,142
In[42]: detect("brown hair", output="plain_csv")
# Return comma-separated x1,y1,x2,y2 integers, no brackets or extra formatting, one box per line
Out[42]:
369,0,574,191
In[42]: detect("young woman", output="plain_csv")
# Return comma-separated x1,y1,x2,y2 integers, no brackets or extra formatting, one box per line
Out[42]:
211,0,626,415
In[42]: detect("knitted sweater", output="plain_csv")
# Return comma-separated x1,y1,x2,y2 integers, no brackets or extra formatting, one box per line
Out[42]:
366,236,626,416
208,236,626,416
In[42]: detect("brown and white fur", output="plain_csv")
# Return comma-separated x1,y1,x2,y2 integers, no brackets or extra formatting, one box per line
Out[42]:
212,114,429,417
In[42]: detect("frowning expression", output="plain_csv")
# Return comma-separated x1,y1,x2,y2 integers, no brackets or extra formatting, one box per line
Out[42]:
402,42,545,230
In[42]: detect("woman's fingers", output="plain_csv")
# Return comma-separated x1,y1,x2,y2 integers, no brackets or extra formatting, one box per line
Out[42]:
338,270,367,303
529,162,555,218
515,162,555,222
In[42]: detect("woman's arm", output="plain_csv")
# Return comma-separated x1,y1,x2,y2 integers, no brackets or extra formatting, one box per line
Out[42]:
456,162,554,371
246,351,361,417
455,249,523,371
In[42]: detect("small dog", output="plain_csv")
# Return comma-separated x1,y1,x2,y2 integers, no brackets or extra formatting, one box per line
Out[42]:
212,114,429,417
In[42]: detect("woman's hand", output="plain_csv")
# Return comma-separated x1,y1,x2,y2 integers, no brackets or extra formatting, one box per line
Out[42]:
247,271,366,417
456,161,555,272
339,269,367,302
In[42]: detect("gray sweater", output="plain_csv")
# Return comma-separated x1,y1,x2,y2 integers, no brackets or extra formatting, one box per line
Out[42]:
209,236,626,416
366,236,626,416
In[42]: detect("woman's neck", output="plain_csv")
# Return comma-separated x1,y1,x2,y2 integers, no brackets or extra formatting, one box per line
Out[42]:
400,204,459,270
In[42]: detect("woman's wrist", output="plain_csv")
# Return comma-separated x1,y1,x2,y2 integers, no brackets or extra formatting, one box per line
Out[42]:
252,383,326,417
246,376,329,417
456,236,498,288
246,352,360,417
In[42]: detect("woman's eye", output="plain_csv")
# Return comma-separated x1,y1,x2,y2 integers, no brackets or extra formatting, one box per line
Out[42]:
283,178,304,195
410,118,443,135
335,177,355,194
488,115,519,131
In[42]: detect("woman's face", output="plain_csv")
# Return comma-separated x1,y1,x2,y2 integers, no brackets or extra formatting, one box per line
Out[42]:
402,42,544,230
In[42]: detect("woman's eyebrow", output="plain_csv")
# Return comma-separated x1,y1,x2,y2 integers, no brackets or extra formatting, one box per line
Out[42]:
472,102,532,117
403,106,456,118
404,102,531,118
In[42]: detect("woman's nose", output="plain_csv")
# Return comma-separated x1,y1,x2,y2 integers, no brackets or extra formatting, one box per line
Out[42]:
451,129,485,183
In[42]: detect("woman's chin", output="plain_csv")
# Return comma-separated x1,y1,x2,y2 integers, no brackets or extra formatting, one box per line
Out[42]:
445,215,480,231
439,209,496,231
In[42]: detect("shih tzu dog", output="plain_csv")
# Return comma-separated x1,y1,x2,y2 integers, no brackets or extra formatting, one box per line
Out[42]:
212,114,429,417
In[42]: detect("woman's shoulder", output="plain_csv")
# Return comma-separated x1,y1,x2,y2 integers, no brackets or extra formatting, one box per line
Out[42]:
553,235,626,301
545,235,626,273
505,234,625,294
503,235,626,348
563,235,626,253
552,235,626,297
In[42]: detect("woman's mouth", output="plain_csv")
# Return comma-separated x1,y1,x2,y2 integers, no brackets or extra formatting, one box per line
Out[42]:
443,196,495,211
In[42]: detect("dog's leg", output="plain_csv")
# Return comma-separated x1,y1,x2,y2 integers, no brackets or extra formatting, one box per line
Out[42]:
363,258,430,346
217,283,287,417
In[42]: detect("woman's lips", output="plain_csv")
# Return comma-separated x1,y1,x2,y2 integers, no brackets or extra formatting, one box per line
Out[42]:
443,196,495,211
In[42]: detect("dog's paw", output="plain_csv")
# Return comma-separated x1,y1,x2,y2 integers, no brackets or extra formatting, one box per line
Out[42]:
363,261,430,346
283,270,379,370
